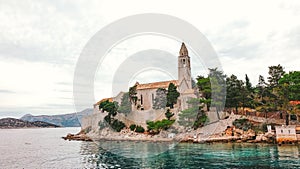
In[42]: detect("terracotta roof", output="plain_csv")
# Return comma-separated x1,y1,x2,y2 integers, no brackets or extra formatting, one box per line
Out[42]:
289,101,300,106
136,80,178,90
95,97,113,105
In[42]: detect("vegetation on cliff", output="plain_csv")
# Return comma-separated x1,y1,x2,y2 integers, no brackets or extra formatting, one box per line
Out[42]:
146,119,175,134
197,65,300,116
99,100,126,132
118,92,131,115
178,98,208,129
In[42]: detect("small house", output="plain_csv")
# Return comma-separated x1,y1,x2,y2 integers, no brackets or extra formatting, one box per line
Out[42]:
275,125,297,144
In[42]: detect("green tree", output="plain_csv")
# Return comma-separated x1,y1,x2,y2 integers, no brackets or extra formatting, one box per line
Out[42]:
245,74,253,92
196,75,211,111
277,71,300,118
267,64,285,89
99,100,118,117
208,68,226,112
166,83,180,109
118,92,132,115
266,64,285,112
165,109,174,120
279,71,300,101
178,98,208,129
254,75,272,118
99,100,125,132
243,74,255,109
225,74,244,113
129,85,138,105
146,119,175,134
135,125,145,133
152,88,167,109
111,119,125,132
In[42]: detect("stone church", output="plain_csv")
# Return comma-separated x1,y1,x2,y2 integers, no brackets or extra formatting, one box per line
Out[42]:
95,42,196,111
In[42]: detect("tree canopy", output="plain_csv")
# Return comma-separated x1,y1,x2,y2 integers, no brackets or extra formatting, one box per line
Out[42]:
152,88,167,110
166,83,180,109
178,98,208,129
118,92,131,115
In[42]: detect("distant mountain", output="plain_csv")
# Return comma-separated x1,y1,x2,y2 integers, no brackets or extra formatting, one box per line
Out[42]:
20,108,93,127
0,118,60,129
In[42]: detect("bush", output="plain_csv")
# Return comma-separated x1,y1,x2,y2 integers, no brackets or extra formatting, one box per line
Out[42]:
111,119,126,132
84,126,91,134
165,109,174,120
129,124,136,131
135,125,145,133
104,115,111,124
232,118,252,131
98,120,109,130
146,119,175,134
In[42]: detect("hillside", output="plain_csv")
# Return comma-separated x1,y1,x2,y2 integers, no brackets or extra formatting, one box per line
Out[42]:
0,118,60,129
20,108,93,127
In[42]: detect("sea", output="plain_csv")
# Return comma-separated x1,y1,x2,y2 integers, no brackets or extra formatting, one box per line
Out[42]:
0,127,299,169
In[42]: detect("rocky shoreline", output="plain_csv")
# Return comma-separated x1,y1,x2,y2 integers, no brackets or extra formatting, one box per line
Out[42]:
63,127,279,144
62,130,92,141
62,114,297,144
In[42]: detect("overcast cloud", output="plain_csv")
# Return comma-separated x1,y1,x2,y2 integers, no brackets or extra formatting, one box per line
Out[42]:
0,0,300,117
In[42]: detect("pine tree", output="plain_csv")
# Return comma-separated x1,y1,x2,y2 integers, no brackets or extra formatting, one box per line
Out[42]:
166,83,180,109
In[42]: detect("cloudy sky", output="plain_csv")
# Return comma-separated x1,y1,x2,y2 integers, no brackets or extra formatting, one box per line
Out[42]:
0,0,299,118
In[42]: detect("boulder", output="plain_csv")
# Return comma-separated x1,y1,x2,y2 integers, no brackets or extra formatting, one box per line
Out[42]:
255,134,263,142
234,128,244,136
224,127,233,136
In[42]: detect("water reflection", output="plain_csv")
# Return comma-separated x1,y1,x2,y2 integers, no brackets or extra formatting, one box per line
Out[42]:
79,141,300,169
278,145,299,159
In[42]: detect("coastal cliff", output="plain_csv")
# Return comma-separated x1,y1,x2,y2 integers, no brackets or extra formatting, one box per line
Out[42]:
68,113,283,144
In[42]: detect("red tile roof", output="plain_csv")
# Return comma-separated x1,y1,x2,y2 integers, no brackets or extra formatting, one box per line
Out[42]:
95,97,113,105
289,101,300,106
136,80,178,90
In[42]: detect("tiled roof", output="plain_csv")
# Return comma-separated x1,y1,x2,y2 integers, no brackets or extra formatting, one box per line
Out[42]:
136,80,178,90
290,101,300,106
95,97,113,105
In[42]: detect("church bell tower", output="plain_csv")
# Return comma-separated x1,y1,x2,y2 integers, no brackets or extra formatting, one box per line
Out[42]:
178,42,192,92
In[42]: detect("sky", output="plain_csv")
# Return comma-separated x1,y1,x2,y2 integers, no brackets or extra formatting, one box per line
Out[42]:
0,0,300,118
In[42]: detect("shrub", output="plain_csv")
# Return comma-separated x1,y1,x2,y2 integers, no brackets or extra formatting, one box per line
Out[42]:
111,119,126,132
165,109,174,120
104,115,111,124
232,118,252,131
146,119,175,134
135,125,145,133
130,124,136,131
98,120,109,130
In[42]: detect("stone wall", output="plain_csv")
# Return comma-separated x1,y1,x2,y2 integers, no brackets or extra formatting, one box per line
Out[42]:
135,88,156,110
116,109,171,129
81,111,108,132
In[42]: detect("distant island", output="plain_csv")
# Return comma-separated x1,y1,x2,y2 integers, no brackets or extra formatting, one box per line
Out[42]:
20,108,93,127
0,118,60,129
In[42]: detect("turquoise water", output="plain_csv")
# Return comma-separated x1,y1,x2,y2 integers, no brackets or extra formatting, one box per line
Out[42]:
0,128,299,168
